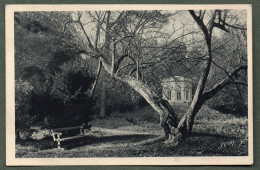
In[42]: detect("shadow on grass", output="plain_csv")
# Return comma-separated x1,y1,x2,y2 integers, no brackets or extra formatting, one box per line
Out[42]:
16,132,248,157
17,134,158,150
148,132,248,157
189,132,239,139
66,134,158,149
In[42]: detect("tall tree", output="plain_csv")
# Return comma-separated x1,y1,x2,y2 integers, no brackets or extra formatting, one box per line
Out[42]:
65,10,247,145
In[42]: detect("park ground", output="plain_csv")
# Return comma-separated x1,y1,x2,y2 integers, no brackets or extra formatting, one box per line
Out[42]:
16,105,248,158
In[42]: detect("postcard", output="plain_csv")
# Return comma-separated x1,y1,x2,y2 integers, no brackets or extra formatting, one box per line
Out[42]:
6,4,253,165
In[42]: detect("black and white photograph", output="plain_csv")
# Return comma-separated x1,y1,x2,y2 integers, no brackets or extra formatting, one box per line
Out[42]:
6,4,253,165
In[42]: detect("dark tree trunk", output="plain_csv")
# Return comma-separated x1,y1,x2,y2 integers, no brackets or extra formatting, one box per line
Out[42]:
100,81,106,118
177,57,212,138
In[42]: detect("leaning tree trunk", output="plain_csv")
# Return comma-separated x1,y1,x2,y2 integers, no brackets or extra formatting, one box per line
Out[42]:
78,10,246,146
116,75,180,139
177,57,211,138
100,57,179,140
175,10,215,139
101,34,212,144
94,11,179,132
78,10,213,144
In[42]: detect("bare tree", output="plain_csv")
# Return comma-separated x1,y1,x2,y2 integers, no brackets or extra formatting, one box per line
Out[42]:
176,10,247,141
64,10,247,145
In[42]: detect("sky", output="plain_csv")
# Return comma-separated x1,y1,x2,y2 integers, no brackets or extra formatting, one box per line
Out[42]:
161,10,247,44
69,9,247,54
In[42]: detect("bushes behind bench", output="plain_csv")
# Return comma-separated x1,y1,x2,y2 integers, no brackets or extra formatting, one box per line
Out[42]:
16,60,96,140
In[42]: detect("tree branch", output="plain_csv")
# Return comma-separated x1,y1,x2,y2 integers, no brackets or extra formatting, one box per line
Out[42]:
220,20,246,31
202,65,247,100
213,22,230,32
114,54,129,72
110,11,126,28
63,20,77,32
89,60,102,98
200,10,206,20
189,10,209,39
77,20,95,51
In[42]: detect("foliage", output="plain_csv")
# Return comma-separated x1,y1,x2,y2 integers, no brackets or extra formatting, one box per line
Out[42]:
15,78,35,133
15,12,96,138
16,57,96,129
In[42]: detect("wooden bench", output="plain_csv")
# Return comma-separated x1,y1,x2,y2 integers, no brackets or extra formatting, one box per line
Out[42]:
51,123,91,149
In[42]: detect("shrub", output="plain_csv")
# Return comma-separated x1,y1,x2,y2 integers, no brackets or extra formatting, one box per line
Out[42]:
16,64,96,140
28,69,96,128
206,84,248,117
14,12,96,140
15,78,39,140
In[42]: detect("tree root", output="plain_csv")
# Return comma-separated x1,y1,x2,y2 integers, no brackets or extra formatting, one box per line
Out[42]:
164,132,183,146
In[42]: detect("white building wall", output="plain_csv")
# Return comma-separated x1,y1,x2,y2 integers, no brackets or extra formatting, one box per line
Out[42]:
161,76,192,106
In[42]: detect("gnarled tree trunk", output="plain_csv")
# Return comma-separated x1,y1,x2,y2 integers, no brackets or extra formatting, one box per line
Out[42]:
100,57,179,139
177,54,212,138
78,10,247,145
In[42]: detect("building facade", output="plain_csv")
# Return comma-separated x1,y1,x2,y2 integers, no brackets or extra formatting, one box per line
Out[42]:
161,76,192,106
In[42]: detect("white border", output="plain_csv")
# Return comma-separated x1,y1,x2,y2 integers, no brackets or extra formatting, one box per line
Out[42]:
6,4,253,166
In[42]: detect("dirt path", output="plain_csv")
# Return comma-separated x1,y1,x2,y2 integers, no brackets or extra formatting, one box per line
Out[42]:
89,126,156,136
65,126,164,151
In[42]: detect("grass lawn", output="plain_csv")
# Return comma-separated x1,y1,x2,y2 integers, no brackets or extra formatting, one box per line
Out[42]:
16,105,248,158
